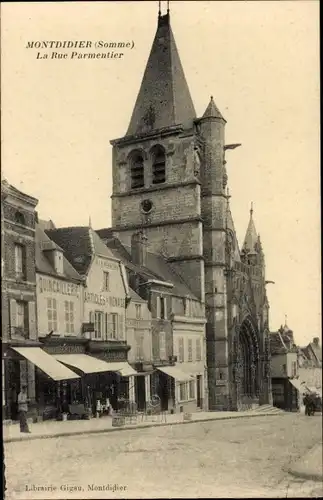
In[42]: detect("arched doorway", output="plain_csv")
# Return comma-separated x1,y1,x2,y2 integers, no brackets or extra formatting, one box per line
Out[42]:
235,317,260,406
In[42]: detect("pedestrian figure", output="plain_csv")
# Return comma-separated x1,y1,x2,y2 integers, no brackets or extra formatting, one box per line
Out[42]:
18,385,31,433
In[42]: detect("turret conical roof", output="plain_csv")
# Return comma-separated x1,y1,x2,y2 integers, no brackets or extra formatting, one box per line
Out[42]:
202,96,225,121
126,12,196,136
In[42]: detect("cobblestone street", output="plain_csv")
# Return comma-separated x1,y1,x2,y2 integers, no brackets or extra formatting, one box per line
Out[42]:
4,414,322,499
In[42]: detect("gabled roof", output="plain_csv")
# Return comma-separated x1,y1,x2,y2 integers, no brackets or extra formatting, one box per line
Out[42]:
96,232,198,301
129,287,146,303
45,227,117,276
38,218,56,231
35,225,83,282
125,12,196,136
269,331,288,355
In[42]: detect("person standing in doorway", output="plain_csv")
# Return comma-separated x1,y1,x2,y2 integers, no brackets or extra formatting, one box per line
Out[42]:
18,385,31,433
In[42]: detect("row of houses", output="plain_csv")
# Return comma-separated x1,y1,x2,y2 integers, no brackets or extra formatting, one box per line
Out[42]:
2,180,207,422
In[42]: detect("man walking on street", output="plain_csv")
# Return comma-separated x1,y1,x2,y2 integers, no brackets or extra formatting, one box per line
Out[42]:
18,385,31,433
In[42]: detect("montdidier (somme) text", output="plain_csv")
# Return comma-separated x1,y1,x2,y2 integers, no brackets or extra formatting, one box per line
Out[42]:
26,40,135,60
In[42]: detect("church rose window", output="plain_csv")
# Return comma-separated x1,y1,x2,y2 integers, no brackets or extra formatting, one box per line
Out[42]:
151,146,166,184
130,152,144,189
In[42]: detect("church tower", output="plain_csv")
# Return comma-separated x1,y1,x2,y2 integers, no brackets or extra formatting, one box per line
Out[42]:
110,7,205,300
109,6,272,410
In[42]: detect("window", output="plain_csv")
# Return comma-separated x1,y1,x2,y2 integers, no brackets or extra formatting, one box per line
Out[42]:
291,361,297,377
103,272,110,292
15,211,25,225
136,335,144,360
111,313,118,339
159,332,166,360
135,304,142,320
47,298,57,332
196,338,202,361
16,301,28,333
54,251,64,275
282,364,287,375
65,301,75,334
179,382,188,402
160,297,166,319
94,311,103,339
188,339,193,362
178,337,184,363
151,146,166,185
14,244,26,280
188,379,195,399
130,152,144,189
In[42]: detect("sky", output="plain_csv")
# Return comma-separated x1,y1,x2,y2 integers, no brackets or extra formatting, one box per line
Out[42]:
1,1,320,345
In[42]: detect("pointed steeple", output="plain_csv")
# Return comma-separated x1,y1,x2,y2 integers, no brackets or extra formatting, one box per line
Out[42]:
202,95,225,121
126,8,196,136
242,202,258,254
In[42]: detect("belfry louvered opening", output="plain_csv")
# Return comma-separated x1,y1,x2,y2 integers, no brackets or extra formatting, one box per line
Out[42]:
151,146,166,185
130,152,145,189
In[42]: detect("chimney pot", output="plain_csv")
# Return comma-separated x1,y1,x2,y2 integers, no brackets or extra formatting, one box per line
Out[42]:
313,337,319,346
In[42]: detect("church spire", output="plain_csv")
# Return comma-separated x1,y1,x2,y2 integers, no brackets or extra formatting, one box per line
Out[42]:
126,7,196,136
242,202,258,254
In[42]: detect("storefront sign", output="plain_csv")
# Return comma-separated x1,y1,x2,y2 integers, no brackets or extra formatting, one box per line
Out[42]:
44,344,85,355
84,292,125,308
38,276,80,297
97,258,119,271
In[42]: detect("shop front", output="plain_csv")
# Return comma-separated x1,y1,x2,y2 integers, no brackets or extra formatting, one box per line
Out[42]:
151,365,193,413
4,344,80,421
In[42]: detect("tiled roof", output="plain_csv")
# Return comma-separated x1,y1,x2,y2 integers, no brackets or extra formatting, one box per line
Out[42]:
36,225,83,282
38,219,56,231
45,226,117,277
269,332,287,355
97,233,198,300
129,287,146,303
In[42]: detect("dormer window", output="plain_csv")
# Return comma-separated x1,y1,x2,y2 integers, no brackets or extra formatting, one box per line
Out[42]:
151,145,166,185
130,152,144,189
54,251,64,275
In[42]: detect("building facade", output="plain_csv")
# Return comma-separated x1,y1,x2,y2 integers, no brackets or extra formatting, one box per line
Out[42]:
1,180,39,420
105,9,272,410
46,225,136,411
126,288,152,410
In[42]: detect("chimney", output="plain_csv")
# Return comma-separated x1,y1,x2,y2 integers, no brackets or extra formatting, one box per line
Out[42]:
313,337,319,346
131,231,148,267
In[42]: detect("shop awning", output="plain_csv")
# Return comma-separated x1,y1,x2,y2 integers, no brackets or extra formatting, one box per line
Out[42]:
53,354,136,377
53,354,117,374
157,365,193,382
289,378,308,394
116,363,138,377
11,347,80,381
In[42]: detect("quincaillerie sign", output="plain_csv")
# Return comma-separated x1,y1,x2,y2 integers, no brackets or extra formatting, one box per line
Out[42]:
84,291,125,308
38,276,80,297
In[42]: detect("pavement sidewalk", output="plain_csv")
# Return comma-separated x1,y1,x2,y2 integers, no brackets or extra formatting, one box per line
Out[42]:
287,442,323,482
3,406,284,444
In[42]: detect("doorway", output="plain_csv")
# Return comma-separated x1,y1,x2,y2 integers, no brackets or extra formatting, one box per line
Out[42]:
196,375,202,409
135,376,146,411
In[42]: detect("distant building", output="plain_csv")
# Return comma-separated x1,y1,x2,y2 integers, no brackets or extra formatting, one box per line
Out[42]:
270,322,298,411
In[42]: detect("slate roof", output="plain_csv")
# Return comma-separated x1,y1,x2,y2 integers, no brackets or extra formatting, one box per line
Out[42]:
129,287,146,303
45,227,118,276
96,231,198,300
35,225,83,282
125,12,196,136
38,219,56,231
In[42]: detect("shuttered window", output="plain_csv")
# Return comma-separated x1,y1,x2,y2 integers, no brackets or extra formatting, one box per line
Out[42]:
178,337,184,363
159,332,166,360
196,338,202,361
47,298,57,332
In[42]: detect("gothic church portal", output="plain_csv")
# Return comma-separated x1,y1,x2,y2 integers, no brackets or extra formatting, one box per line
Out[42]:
109,8,272,410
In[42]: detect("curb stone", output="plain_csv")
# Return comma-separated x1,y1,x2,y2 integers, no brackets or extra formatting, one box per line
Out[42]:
4,411,281,444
